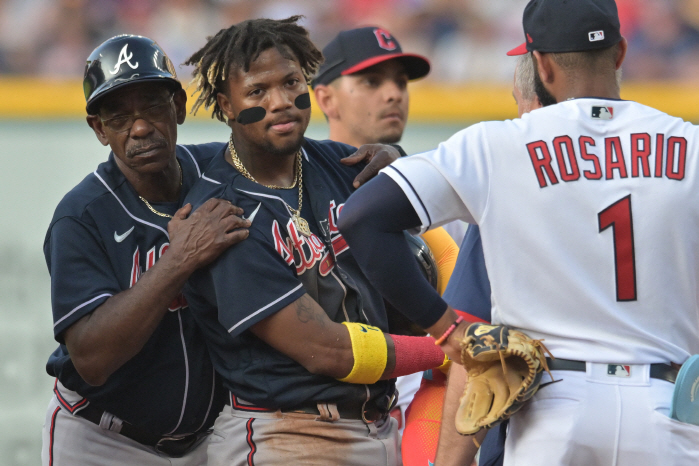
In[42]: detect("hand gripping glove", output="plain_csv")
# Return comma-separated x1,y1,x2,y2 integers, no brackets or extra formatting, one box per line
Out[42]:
455,323,552,435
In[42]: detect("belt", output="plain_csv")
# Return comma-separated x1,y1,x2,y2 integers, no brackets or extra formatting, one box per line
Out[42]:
229,393,394,423
282,399,389,422
75,404,209,457
546,358,679,384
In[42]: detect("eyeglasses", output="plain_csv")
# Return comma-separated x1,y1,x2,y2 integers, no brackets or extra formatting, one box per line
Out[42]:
100,95,174,133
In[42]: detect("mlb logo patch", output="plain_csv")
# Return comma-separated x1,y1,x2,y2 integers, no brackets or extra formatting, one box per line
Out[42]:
592,106,613,119
607,364,631,377
589,30,605,42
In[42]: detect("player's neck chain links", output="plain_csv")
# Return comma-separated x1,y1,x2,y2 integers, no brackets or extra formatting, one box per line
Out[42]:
228,134,311,237
228,133,299,190
138,159,183,219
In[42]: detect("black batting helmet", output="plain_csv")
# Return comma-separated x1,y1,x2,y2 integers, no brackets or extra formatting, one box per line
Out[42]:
405,233,439,291
83,34,181,114
385,233,439,336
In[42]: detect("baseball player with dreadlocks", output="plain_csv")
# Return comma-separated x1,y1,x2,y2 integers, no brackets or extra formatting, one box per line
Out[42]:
339,0,699,464
180,16,455,465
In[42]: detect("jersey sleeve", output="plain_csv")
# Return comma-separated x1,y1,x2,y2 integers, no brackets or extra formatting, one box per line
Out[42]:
44,216,121,342
381,125,490,234
197,210,306,338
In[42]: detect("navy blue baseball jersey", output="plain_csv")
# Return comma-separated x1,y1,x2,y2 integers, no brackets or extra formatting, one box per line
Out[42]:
44,143,226,435
184,138,394,409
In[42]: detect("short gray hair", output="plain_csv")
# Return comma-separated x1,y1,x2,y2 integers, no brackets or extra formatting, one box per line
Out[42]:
515,53,536,102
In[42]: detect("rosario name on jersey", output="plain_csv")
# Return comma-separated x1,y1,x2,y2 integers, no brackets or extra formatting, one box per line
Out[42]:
184,138,394,410
384,99,699,366
44,143,225,435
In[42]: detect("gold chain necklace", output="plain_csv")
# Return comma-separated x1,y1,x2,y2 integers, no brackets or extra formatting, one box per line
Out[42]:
228,134,311,237
138,159,183,219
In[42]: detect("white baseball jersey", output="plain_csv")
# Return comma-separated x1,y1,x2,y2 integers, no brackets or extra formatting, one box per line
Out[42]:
385,98,699,365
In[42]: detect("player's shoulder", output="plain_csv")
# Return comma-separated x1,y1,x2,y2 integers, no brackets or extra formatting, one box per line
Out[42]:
619,100,698,130
301,137,365,182
302,138,356,161
49,159,118,226
177,142,227,173
184,151,236,211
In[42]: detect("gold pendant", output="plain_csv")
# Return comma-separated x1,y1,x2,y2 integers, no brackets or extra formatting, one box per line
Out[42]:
292,214,312,237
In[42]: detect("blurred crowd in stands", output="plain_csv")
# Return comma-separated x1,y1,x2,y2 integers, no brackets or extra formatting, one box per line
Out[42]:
1,0,699,82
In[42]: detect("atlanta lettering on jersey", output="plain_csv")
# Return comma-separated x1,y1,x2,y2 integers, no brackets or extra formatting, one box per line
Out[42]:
528,133,687,188
130,242,187,311
273,201,348,275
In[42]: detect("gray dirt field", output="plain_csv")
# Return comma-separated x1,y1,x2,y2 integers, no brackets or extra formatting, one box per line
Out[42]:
0,118,470,465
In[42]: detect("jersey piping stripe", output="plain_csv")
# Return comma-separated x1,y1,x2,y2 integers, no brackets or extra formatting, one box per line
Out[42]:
385,165,432,228
201,174,221,184
53,379,89,413
53,293,113,329
231,395,275,412
227,283,304,334
236,189,293,216
48,406,60,466
178,145,202,178
93,171,170,238
195,370,218,433
246,418,256,466
166,310,190,435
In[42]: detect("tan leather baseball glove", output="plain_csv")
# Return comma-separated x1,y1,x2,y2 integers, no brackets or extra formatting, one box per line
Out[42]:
455,323,552,435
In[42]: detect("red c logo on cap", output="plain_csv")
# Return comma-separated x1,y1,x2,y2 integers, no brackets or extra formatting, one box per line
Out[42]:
527,33,533,44
374,29,397,51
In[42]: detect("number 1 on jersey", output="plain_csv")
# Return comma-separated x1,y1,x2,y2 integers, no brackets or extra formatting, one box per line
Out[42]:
598,195,637,301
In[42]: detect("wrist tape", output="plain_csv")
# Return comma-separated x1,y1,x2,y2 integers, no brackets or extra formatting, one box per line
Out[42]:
337,322,388,384
389,335,449,378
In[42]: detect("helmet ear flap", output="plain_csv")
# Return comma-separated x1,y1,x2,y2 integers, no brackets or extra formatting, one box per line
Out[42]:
84,35,182,114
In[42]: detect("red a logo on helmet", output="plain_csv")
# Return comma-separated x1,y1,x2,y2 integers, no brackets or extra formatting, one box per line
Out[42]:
374,29,397,51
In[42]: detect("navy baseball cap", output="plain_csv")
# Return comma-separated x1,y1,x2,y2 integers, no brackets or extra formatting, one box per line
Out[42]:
507,0,622,56
312,27,430,88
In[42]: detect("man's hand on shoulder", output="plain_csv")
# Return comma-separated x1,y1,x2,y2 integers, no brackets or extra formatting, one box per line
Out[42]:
168,198,250,273
341,144,402,188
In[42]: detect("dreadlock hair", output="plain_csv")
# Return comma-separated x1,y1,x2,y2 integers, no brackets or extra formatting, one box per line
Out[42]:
185,16,323,122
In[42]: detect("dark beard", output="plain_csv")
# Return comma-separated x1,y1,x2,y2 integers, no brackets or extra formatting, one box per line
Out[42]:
533,66,558,107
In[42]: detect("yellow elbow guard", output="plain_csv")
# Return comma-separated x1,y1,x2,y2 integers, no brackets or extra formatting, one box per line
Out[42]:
337,322,388,384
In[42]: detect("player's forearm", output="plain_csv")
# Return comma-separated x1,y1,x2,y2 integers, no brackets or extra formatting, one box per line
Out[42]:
64,253,192,386
380,334,447,380
434,363,484,466
251,294,449,381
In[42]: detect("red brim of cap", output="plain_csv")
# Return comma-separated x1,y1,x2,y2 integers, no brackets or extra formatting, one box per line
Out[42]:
506,42,529,56
341,53,431,80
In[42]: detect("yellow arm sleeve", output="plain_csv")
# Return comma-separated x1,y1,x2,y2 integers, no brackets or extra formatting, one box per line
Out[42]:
420,227,459,296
